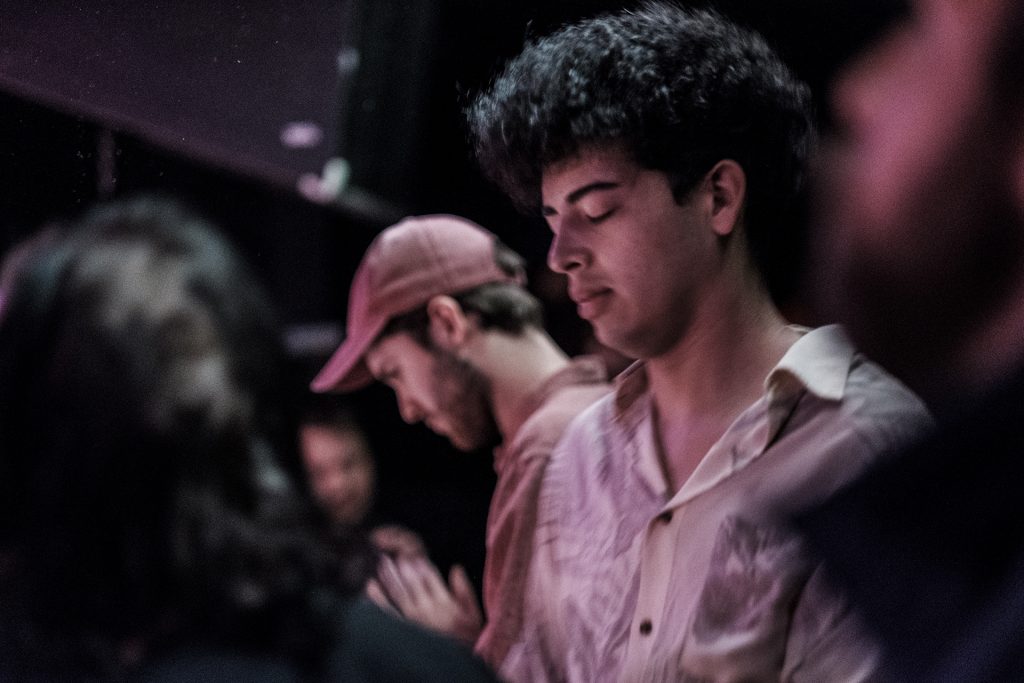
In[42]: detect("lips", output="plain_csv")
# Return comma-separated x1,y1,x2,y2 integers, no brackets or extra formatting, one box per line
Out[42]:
569,285,612,320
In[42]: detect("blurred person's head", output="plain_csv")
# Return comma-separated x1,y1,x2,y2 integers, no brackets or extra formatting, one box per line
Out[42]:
0,227,60,322
0,197,351,676
468,3,814,359
311,215,543,452
300,400,376,528
812,0,1024,399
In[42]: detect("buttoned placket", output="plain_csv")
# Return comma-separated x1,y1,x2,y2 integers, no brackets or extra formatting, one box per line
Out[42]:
614,328,855,680
621,393,777,679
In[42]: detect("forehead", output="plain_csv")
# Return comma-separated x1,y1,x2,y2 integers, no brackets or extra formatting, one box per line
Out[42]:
542,144,641,197
301,423,369,461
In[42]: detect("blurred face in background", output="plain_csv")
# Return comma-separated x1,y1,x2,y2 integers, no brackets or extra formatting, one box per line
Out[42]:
301,422,376,527
812,0,1024,386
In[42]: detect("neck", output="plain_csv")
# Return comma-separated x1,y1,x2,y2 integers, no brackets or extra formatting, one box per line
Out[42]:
467,327,570,440
644,271,799,492
647,276,798,420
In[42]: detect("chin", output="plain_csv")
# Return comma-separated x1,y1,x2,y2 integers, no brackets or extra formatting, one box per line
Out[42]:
330,509,360,528
448,433,481,452
450,424,500,453
591,323,624,352
594,328,645,362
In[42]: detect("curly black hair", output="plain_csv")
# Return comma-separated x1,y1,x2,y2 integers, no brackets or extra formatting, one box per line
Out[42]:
468,2,814,282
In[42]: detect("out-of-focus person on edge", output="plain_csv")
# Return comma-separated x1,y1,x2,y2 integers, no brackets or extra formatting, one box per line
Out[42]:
796,0,1024,680
0,197,499,681
310,214,609,671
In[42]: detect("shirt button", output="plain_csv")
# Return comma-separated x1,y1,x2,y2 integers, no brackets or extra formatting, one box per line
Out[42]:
657,511,673,524
639,619,653,635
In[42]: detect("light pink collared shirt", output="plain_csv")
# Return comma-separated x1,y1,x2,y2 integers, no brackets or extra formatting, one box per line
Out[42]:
477,356,609,673
501,325,932,682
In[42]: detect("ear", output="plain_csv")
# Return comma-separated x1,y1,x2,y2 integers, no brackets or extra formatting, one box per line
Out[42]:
425,295,472,351
703,159,746,237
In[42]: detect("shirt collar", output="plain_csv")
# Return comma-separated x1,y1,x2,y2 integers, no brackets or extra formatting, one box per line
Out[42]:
611,360,650,423
612,325,855,419
765,324,855,403
664,325,858,506
501,355,609,450
610,326,857,496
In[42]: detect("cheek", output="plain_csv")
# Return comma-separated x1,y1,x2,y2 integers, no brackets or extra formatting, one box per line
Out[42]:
313,477,337,502
349,463,374,490
411,380,441,414
431,373,467,417
402,369,439,408
599,231,653,288
633,235,696,297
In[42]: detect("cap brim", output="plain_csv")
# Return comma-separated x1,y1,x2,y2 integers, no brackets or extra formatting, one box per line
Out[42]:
309,315,386,393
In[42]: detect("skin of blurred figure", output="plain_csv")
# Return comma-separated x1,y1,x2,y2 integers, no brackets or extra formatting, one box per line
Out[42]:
299,401,426,560
301,408,377,528
0,197,499,682
797,0,1024,680
814,0,1024,403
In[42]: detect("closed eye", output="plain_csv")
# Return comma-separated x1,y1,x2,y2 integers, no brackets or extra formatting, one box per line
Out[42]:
587,208,615,223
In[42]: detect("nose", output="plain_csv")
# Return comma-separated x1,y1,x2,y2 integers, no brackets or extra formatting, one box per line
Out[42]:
547,224,586,275
395,390,424,424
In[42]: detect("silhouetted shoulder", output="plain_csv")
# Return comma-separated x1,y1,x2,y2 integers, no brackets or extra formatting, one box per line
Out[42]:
137,597,499,682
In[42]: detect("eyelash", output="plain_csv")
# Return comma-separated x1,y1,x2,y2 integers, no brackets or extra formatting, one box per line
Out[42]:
587,208,615,224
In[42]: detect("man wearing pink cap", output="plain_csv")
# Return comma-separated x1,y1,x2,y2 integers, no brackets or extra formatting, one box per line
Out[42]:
311,213,609,671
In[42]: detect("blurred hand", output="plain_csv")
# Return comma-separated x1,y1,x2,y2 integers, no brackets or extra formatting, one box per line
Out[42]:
372,554,484,646
370,524,427,560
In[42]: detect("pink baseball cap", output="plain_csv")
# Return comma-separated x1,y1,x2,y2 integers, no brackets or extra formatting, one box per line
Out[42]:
311,214,525,392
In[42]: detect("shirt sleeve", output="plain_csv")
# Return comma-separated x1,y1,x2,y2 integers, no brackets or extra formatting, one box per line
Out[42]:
496,436,576,683
782,564,883,682
476,434,553,671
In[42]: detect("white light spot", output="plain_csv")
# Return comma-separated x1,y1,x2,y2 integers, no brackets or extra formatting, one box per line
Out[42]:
280,121,324,149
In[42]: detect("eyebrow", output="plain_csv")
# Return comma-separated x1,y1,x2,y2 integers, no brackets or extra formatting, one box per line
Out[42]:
543,181,621,215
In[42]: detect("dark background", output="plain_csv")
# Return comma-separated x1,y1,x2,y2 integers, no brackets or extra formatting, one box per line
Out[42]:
0,0,904,589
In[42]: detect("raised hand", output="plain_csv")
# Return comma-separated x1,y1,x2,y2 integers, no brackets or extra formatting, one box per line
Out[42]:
369,554,484,646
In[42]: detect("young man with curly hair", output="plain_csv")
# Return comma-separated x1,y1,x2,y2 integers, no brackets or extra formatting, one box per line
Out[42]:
468,4,932,680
